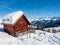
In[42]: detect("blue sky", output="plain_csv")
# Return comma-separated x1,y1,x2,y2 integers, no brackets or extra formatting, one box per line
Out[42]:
0,0,60,19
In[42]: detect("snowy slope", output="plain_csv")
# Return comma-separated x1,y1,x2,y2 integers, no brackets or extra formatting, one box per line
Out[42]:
0,30,54,45
17,30,54,45
22,38,50,45
31,17,60,21
0,32,25,45
44,27,60,32
48,33,60,45
40,17,51,21
0,29,60,45
28,18,39,23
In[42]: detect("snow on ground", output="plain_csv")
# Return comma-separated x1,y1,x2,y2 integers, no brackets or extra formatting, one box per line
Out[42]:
54,32,60,38
44,27,60,32
22,38,50,45
17,30,54,45
0,32,25,45
48,33,60,45
0,29,60,45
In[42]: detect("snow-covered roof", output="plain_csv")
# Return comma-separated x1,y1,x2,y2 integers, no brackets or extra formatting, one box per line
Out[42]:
2,11,24,25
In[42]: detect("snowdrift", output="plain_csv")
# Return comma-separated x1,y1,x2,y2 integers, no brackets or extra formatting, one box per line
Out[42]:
0,32,25,45
0,30,59,45
48,33,60,45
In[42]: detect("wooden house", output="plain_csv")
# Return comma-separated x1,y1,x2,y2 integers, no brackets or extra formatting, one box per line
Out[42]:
2,11,30,36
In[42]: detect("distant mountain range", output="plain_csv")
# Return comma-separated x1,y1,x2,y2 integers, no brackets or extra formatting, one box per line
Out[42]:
31,17,60,28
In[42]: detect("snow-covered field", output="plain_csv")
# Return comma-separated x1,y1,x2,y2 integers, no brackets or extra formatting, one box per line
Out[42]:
48,33,60,45
0,32,25,45
44,27,60,33
18,31,52,45
0,29,54,45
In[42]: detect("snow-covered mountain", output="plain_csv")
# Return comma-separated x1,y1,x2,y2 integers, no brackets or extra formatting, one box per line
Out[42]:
31,17,60,27
30,17,60,22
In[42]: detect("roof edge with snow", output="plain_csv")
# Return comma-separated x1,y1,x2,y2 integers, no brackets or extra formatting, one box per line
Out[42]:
2,11,25,25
